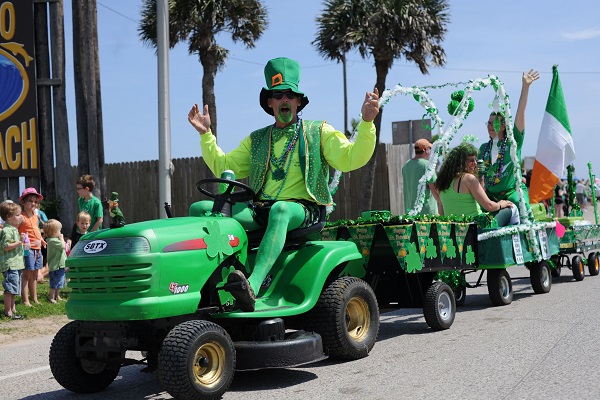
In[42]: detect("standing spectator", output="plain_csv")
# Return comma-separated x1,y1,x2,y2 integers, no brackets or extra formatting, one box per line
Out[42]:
76,175,103,232
0,201,26,319
402,138,442,215
576,180,586,210
44,219,67,303
18,188,45,306
36,208,49,283
66,211,91,254
554,183,565,218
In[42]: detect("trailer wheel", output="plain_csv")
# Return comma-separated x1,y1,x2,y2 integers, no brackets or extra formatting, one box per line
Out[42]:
306,277,379,360
572,255,585,281
454,286,467,306
530,261,552,294
423,282,456,330
49,321,120,393
487,269,513,306
158,320,235,400
588,252,599,276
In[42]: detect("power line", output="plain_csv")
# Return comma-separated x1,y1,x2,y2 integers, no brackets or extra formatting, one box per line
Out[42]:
97,1,137,24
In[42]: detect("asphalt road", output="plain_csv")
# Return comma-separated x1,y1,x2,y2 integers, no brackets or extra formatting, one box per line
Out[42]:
3,264,600,400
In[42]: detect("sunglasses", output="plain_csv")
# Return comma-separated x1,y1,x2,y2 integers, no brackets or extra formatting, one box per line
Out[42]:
271,92,298,100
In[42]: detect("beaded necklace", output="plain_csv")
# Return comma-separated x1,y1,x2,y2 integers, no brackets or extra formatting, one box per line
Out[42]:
262,119,301,200
269,119,301,181
481,137,508,187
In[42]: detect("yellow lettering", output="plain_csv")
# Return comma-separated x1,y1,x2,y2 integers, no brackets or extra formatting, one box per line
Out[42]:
0,2,15,41
22,118,37,168
6,124,20,170
0,130,6,170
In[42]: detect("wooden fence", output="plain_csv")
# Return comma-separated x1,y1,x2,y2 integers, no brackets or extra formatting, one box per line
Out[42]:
66,143,412,227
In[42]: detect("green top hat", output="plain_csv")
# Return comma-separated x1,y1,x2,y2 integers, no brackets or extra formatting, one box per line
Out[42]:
109,192,119,202
259,57,309,115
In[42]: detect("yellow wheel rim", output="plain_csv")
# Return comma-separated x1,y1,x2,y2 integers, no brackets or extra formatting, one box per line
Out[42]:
346,297,370,342
192,340,226,388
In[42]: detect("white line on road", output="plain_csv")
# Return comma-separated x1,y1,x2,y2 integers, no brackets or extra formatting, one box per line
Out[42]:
0,365,50,381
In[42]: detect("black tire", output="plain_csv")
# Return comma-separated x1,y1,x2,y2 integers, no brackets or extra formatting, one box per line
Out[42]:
49,321,120,393
305,277,379,360
588,252,599,276
454,286,467,307
158,320,235,400
487,269,513,306
530,261,552,294
572,255,585,281
423,282,456,330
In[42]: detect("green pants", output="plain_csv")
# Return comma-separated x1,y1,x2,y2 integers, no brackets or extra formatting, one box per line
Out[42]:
193,200,307,293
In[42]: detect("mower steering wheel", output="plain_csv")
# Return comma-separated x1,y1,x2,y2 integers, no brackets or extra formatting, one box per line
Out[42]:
196,178,255,204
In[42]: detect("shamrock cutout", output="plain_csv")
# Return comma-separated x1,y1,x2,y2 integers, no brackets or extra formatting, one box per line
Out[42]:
221,265,235,283
340,260,367,278
465,245,476,264
406,243,422,273
446,240,457,259
204,221,233,259
426,238,437,259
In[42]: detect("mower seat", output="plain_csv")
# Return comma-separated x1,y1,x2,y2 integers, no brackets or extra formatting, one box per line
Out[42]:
247,206,327,248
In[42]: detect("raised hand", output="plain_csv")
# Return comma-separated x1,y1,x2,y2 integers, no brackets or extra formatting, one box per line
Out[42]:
522,69,539,86
361,88,380,122
188,104,211,134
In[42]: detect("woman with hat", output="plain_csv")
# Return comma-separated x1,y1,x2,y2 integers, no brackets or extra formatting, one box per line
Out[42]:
188,57,380,312
18,187,46,306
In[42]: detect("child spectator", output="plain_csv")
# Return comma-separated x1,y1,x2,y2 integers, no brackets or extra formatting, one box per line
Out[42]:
18,188,45,306
0,201,26,319
76,174,103,232
44,219,66,303
36,207,49,283
66,211,91,254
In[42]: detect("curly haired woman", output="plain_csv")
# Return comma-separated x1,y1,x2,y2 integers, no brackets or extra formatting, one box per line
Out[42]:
435,143,520,227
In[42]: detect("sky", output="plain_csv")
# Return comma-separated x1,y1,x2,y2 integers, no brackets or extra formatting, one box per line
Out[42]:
60,0,600,178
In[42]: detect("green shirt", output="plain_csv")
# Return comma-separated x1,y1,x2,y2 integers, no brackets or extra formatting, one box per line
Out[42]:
478,125,524,197
0,225,25,272
199,119,376,202
439,178,482,217
402,157,437,215
78,195,103,231
46,237,66,272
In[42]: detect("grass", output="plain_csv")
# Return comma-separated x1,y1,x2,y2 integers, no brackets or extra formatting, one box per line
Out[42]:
0,277,71,320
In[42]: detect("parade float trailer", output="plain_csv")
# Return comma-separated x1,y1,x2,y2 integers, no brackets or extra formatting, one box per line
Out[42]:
551,163,600,280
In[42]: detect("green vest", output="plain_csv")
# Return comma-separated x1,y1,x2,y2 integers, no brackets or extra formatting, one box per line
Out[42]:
249,120,332,205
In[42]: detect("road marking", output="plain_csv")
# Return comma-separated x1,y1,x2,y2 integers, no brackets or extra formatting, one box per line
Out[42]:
0,365,50,381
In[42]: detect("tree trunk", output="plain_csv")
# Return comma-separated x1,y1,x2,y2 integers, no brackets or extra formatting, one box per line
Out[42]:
358,58,389,212
72,0,105,201
50,0,75,229
200,55,218,139
33,2,55,199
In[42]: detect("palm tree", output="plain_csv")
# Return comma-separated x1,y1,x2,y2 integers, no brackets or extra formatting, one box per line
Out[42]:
139,0,268,138
313,0,450,211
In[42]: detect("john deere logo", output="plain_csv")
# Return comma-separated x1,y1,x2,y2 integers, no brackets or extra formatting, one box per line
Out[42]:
84,240,108,254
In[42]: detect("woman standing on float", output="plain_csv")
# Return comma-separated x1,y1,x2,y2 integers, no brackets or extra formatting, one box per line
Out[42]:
479,69,539,213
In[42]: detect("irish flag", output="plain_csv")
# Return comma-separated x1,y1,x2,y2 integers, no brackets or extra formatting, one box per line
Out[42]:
529,65,575,204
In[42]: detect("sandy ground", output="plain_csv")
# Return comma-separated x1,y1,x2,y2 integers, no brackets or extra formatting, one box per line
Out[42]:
0,314,69,347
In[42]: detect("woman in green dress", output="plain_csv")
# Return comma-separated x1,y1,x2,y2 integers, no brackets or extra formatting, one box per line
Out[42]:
479,69,539,215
